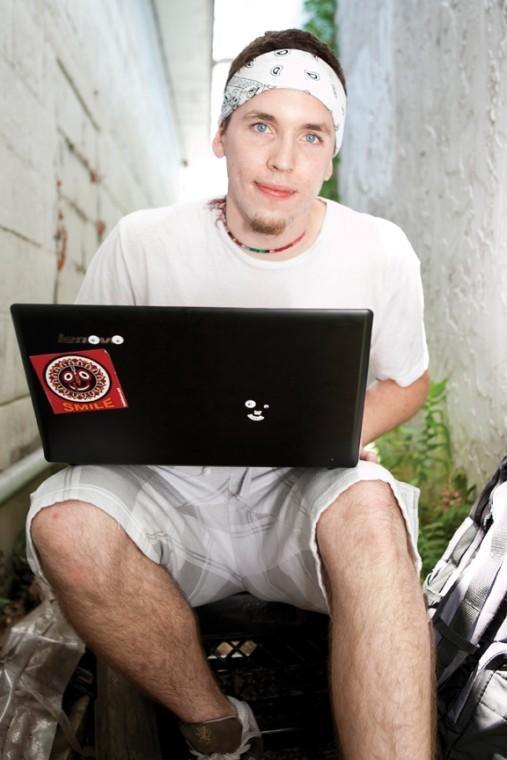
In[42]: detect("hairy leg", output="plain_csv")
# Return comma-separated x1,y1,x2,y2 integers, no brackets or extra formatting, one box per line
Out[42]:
31,501,233,723
316,481,436,760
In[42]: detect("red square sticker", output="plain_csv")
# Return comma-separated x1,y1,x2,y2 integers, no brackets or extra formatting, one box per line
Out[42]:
29,349,128,415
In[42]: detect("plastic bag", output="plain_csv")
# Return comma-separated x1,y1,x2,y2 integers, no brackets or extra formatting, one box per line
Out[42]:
0,591,86,759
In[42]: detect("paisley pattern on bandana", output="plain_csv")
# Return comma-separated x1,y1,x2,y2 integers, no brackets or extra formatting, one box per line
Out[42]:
219,48,347,155
221,77,275,119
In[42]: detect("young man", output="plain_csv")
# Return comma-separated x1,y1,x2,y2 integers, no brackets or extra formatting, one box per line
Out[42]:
28,29,435,760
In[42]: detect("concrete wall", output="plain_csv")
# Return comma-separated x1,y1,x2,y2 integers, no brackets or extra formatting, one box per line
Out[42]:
153,0,216,199
0,0,182,472
338,1,507,486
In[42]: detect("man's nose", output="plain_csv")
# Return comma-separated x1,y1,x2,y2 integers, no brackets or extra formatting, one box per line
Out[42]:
267,135,295,172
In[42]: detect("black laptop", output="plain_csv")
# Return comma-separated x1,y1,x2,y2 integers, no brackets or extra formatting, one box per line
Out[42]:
10,304,372,468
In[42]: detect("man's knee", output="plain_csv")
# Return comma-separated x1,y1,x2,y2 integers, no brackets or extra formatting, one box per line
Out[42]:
31,500,128,589
316,479,410,562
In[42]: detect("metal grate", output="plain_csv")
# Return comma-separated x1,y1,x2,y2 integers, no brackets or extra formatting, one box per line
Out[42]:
157,595,337,756
210,639,259,659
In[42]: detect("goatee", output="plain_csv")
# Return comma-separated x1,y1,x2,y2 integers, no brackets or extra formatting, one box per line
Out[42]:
250,215,287,236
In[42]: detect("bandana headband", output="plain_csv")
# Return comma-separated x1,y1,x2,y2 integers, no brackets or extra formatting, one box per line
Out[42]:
219,48,347,156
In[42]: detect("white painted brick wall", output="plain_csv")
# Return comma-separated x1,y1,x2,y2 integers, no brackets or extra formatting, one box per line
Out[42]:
338,0,507,486
0,0,183,471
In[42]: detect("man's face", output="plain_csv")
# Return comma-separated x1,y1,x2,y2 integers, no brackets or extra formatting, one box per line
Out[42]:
212,88,335,236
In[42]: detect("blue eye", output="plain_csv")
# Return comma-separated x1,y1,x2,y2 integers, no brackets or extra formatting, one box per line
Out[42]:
304,133,321,144
253,122,269,133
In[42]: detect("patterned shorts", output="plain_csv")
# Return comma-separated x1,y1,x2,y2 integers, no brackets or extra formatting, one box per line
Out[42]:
26,461,421,613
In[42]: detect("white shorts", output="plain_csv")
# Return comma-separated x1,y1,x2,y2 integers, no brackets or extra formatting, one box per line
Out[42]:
26,462,421,613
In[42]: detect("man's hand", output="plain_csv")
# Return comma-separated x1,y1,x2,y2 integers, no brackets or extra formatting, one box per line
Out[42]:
359,447,379,463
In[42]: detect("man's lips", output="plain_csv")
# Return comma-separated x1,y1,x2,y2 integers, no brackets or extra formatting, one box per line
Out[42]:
254,182,296,199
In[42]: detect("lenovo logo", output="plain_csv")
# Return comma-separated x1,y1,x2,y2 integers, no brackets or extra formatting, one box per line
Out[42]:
57,333,124,345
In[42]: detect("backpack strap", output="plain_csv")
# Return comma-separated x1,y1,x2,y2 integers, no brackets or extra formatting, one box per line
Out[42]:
424,519,482,607
433,481,507,682
447,614,507,723
470,456,507,524
425,459,507,609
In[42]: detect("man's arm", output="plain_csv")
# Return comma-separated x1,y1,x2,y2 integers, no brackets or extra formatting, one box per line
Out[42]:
360,370,430,452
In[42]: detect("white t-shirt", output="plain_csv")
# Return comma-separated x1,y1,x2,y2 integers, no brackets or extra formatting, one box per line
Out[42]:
76,198,429,387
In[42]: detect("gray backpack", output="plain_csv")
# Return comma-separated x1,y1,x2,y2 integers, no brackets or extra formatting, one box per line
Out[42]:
423,457,507,759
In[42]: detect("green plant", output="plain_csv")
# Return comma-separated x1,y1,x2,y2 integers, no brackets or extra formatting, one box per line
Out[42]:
303,0,338,53
303,0,340,202
376,380,476,578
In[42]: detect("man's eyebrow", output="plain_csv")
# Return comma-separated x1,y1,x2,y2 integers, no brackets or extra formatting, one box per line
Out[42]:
242,110,278,122
242,110,332,136
302,122,332,136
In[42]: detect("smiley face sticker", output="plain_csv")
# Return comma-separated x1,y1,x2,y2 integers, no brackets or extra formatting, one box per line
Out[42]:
245,399,270,422
45,355,110,401
30,349,128,414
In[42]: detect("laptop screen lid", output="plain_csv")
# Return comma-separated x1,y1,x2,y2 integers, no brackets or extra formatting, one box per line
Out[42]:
11,304,372,468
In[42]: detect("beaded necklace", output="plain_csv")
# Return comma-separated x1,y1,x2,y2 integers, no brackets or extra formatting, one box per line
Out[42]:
218,206,306,254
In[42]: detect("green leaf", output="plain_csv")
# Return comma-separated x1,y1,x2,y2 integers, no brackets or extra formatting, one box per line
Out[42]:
377,378,476,578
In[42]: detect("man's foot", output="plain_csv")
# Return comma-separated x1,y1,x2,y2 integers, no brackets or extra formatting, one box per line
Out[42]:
179,696,263,759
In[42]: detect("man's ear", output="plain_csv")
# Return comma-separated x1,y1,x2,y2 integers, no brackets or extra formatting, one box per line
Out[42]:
212,128,226,158
324,156,334,182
